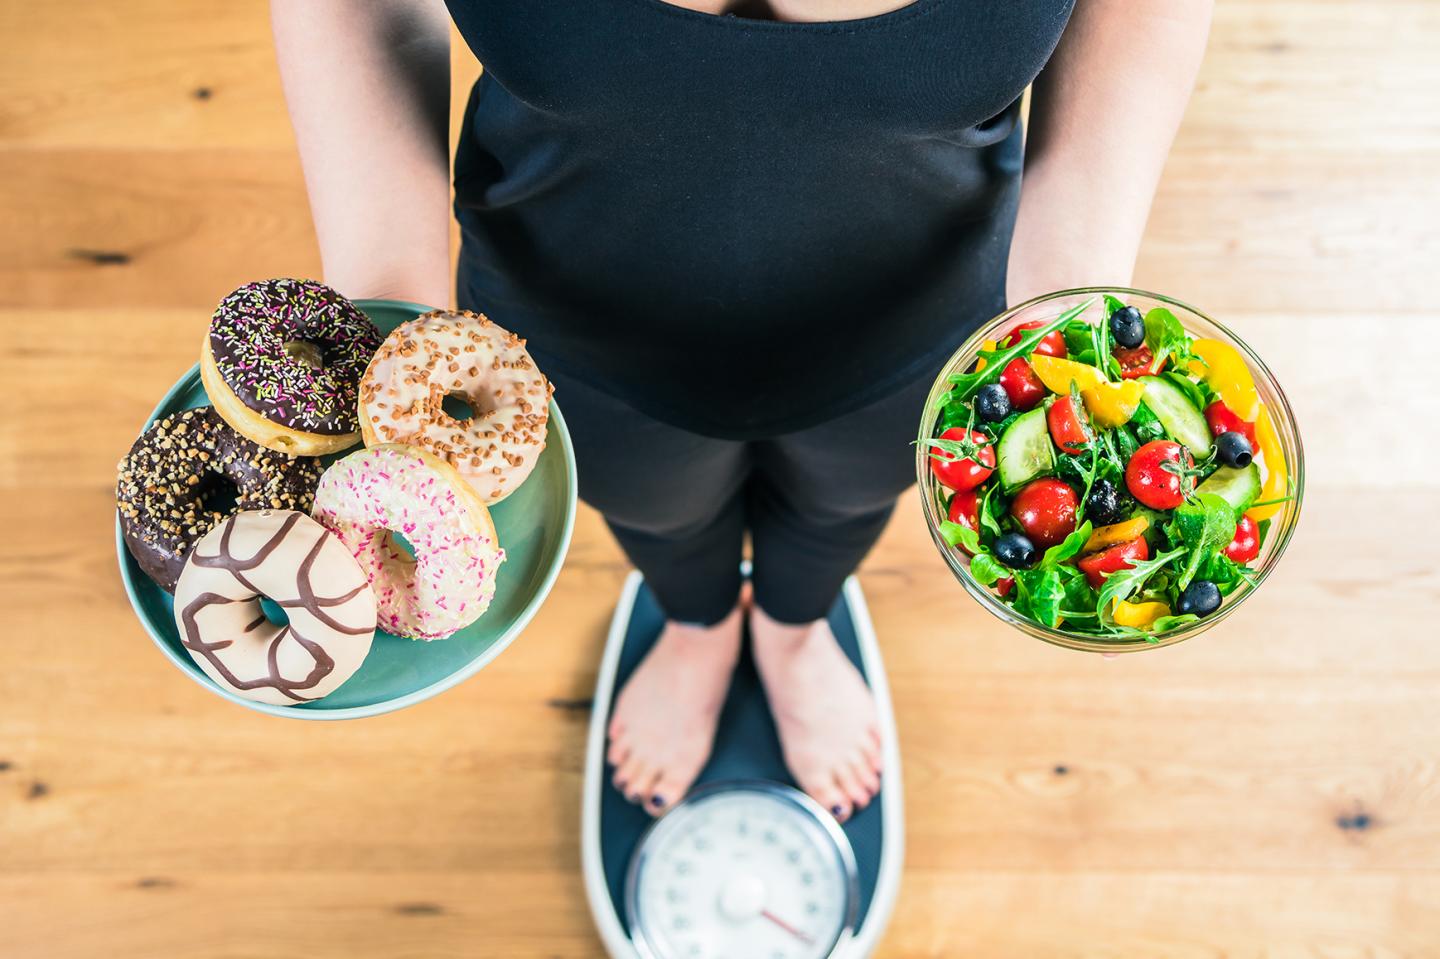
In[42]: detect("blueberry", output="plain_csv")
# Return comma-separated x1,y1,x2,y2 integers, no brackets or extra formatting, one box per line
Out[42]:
994,532,1038,569
974,383,1011,423
1177,580,1222,617
1084,478,1130,527
1215,431,1253,469
1109,305,1146,349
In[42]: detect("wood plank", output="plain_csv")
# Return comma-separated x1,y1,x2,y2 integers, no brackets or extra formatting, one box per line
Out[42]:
0,151,320,310
0,0,293,150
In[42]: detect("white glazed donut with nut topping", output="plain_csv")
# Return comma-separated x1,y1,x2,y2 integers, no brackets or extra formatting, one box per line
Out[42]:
359,309,552,503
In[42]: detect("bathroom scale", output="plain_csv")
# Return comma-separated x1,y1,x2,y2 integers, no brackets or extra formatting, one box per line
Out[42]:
582,571,904,958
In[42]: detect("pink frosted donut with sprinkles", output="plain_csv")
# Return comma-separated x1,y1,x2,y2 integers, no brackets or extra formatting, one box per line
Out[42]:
202,278,383,457
360,309,552,504
311,444,504,641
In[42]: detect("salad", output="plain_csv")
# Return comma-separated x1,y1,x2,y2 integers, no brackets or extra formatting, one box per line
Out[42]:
925,296,1292,641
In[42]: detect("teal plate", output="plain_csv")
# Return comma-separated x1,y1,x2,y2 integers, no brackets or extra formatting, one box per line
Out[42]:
116,299,578,720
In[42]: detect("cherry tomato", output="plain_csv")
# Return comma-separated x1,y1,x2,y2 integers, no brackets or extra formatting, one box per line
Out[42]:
1046,395,1091,455
1001,320,1067,358
1077,536,1152,589
1008,478,1079,549
1125,439,1192,510
1114,344,1167,380
947,488,981,552
929,428,996,492
995,576,1015,598
1224,514,1260,564
999,357,1047,411
1204,400,1259,449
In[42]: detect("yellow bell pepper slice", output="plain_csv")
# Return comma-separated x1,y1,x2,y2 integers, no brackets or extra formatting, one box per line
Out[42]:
1112,599,1172,630
973,339,1000,372
1080,380,1146,428
1188,339,1261,421
1031,354,1107,395
1246,404,1288,522
1083,516,1150,555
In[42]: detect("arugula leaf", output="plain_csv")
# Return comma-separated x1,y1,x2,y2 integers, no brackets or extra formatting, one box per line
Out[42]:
1090,314,1114,383
1199,551,1257,594
1096,547,1186,623
1014,566,1065,628
1256,516,1273,549
1150,613,1200,632
1171,493,1238,590
1103,294,1127,317
1057,564,1098,617
1114,424,1140,464
1143,307,1196,367
1130,402,1165,443
979,484,1007,539
1062,323,1094,358
942,299,1095,404
1041,520,1093,568
969,552,1007,587
939,520,981,554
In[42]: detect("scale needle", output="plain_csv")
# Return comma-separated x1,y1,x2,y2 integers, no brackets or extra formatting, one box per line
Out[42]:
760,909,814,945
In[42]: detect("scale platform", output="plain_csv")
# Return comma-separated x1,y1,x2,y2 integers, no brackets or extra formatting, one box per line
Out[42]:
582,571,904,958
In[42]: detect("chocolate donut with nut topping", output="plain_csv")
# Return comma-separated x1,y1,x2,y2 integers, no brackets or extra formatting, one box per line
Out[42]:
116,406,324,592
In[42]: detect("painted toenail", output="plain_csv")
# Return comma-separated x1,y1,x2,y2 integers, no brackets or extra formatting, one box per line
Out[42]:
831,805,845,816
650,795,665,808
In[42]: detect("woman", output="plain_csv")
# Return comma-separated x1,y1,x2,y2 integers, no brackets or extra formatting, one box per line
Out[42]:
273,0,1212,821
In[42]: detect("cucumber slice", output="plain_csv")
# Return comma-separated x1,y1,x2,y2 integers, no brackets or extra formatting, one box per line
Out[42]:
1139,376,1213,456
1195,463,1262,514
996,407,1055,492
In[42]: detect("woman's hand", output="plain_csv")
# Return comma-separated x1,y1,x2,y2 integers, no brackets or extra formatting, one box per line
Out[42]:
1007,0,1215,306
271,0,453,308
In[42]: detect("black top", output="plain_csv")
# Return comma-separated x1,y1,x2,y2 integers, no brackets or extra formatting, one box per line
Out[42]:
446,0,1075,438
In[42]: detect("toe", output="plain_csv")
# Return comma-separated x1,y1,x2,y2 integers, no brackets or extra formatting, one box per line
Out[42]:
630,765,663,808
849,754,880,797
614,757,648,802
606,736,631,768
834,764,871,812
860,737,882,774
807,780,851,823
647,771,695,817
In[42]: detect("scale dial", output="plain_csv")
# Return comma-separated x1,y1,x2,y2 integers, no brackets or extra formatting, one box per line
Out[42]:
626,783,858,959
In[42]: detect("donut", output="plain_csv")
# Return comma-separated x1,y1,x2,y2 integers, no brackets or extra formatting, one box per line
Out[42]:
359,309,551,503
173,510,377,706
311,444,504,641
201,278,383,456
116,406,324,592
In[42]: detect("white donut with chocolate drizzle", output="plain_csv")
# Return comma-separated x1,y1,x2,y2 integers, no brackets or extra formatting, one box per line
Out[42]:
173,510,377,706
359,309,551,503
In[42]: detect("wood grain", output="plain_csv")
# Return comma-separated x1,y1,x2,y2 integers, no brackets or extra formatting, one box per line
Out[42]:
2,1,1439,957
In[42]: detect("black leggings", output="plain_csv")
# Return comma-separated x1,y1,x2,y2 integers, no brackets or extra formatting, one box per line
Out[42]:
548,366,935,626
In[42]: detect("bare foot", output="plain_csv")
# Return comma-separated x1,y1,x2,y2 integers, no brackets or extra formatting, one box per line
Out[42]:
750,605,882,822
607,604,743,815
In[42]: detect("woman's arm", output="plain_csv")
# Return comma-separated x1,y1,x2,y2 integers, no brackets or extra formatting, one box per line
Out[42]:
271,0,452,307
1007,0,1214,305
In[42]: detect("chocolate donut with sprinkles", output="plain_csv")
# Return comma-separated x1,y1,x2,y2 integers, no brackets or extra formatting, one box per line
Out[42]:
116,406,324,592
201,278,383,456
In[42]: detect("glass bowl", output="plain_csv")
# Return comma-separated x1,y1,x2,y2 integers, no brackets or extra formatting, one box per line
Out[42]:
915,287,1304,654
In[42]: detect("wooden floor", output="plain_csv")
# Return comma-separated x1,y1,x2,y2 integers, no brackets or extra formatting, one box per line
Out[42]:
3,1,1439,955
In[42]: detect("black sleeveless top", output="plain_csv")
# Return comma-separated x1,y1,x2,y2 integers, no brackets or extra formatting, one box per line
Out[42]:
446,0,1075,438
